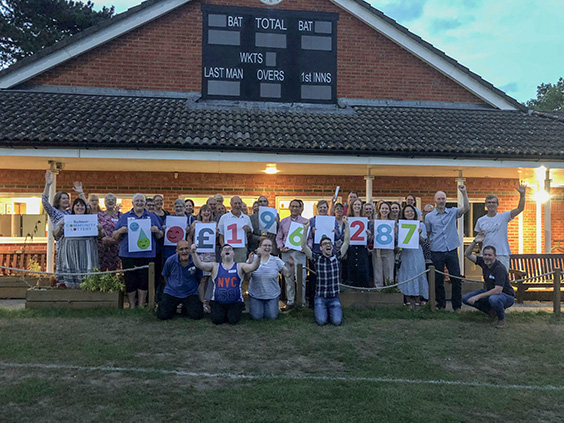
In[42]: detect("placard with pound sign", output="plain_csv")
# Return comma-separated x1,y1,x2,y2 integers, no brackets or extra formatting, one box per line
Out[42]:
348,217,368,246
372,220,395,250
285,221,305,252
258,206,278,234
223,218,246,248
195,223,216,253
397,220,420,250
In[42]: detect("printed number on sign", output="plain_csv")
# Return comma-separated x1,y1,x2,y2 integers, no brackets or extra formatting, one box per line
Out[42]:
260,211,275,230
350,220,365,242
401,223,417,245
289,226,303,246
375,224,393,244
226,223,242,244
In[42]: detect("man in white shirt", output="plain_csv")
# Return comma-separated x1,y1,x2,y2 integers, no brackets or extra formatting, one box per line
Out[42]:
218,196,252,262
474,183,526,270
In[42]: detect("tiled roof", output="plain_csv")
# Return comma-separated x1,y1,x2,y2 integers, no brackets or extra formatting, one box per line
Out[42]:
0,0,522,110
1,91,563,159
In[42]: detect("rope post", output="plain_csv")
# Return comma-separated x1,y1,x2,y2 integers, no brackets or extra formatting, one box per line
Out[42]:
428,265,436,311
554,268,561,316
148,262,155,307
296,263,304,308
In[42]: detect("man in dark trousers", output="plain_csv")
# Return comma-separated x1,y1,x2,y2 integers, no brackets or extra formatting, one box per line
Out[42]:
463,233,515,329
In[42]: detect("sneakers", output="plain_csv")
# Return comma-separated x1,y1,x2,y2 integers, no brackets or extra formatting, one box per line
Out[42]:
280,303,295,312
496,320,505,329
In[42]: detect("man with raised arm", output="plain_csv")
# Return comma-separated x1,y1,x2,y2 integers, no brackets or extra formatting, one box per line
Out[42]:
474,183,527,271
463,233,515,329
301,217,350,326
425,185,469,311
191,243,263,325
157,240,204,320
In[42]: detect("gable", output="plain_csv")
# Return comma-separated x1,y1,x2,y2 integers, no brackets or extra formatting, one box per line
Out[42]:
8,0,508,107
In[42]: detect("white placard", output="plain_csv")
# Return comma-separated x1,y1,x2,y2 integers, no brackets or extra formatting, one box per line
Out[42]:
127,217,152,252
223,218,246,248
64,214,98,238
348,217,368,246
194,222,217,253
164,216,188,247
258,206,278,234
284,221,305,251
398,220,420,250
372,220,395,250
313,216,335,244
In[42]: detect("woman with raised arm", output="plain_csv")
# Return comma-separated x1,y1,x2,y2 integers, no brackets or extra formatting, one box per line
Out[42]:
344,199,371,287
188,204,217,313
397,205,428,309
97,193,122,271
247,236,293,320
53,198,103,288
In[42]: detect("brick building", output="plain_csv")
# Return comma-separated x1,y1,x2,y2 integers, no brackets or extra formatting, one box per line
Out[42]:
1,0,564,273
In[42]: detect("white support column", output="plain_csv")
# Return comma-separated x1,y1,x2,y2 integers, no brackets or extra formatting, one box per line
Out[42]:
544,168,551,253
365,175,374,203
456,173,466,275
518,212,524,254
536,185,542,254
46,161,62,273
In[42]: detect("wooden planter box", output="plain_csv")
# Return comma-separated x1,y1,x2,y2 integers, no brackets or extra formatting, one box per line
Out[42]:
340,291,404,308
26,288,124,309
0,277,40,299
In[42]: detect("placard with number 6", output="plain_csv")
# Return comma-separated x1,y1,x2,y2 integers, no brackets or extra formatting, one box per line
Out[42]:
258,206,277,234
372,220,395,249
397,220,420,249
194,222,216,253
222,218,246,248
348,217,368,246
284,221,305,251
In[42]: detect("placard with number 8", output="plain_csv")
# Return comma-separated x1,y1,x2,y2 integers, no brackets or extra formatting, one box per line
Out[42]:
372,220,395,249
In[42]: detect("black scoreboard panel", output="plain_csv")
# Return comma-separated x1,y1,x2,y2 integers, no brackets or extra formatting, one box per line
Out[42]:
201,5,339,104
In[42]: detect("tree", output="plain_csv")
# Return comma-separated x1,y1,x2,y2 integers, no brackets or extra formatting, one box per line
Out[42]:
525,77,564,111
0,0,114,68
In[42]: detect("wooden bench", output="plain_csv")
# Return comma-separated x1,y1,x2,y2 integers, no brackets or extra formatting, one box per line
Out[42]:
0,251,47,276
509,254,564,303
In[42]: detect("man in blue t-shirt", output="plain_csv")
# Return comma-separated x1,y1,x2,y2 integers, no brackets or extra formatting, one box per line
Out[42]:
463,233,515,329
157,240,204,320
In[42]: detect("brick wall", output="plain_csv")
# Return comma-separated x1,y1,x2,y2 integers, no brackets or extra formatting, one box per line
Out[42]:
29,0,483,103
2,168,561,254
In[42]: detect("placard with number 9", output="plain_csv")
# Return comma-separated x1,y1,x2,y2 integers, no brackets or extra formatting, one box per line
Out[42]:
259,206,278,234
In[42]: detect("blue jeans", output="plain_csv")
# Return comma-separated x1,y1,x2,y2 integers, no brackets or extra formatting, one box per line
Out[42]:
462,289,515,320
249,296,279,320
314,295,342,326
431,249,462,309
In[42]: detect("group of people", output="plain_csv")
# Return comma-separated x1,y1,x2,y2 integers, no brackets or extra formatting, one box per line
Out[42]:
42,168,526,327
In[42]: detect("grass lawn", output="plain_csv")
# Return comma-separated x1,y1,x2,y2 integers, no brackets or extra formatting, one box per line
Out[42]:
0,306,563,422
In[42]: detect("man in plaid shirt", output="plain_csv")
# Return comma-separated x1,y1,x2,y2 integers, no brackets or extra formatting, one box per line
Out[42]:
301,217,350,325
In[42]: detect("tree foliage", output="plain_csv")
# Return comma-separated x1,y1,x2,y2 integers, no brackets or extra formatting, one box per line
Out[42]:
525,77,564,111
0,0,114,68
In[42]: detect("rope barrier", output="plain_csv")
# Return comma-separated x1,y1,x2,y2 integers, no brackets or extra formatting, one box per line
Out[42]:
0,265,149,277
433,268,556,284
340,269,429,291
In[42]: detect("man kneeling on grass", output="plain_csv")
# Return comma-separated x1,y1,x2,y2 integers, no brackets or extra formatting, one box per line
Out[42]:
191,243,263,325
301,217,350,326
157,240,205,320
463,233,515,329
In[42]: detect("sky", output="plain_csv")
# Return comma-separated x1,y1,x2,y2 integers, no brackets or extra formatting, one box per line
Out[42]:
93,0,564,104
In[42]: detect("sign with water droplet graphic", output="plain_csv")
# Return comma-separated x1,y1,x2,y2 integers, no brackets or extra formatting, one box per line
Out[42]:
128,217,152,253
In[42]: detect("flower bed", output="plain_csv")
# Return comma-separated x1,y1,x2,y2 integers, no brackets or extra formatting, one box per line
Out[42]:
26,288,124,309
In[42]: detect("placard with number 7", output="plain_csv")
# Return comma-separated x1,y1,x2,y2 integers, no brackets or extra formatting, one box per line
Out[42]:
348,217,368,246
397,220,420,249
372,220,395,249
258,206,277,234
222,218,246,248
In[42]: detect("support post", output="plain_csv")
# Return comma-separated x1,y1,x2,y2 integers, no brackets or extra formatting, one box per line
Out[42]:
456,173,466,276
554,268,561,316
365,174,374,204
429,265,436,311
46,167,57,274
148,262,155,307
296,263,304,308
544,169,551,253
